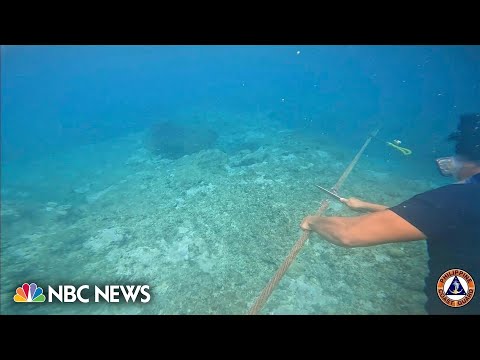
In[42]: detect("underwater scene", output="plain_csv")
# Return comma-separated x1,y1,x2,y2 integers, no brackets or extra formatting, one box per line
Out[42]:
1,45,479,314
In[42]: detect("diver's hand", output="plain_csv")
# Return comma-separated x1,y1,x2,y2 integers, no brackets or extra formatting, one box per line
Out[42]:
339,197,367,210
300,215,315,231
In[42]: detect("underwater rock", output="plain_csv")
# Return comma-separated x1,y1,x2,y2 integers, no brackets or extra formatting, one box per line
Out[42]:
231,146,268,167
194,149,228,168
175,149,228,173
167,149,228,189
316,150,332,160
385,247,404,259
185,183,215,197
125,148,152,166
217,130,264,154
145,121,218,160
43,202,72,216
125,154,147,166
74,184,92,194
1,202,20,219
56,204,72,216
86,185,115,204
57,204,72,211
85,227,125,251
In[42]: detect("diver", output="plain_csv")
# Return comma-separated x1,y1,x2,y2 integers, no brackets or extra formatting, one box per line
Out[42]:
301,113,480,315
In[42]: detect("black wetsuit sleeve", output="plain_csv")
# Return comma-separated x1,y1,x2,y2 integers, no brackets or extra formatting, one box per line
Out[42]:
388,185,471,240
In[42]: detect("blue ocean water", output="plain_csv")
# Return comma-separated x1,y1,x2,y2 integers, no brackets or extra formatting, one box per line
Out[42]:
1,45,479,314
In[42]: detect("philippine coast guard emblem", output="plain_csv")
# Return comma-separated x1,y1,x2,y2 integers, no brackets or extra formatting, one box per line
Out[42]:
437,269,475,308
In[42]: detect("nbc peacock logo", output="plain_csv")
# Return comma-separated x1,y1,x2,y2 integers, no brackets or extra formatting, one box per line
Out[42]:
14,283,46,303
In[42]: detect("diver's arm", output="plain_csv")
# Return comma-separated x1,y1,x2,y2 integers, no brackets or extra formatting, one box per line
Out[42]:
300,210,426,247
340,197,388,212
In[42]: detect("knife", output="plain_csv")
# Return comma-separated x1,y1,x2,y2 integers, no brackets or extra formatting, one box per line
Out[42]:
314,184,344,202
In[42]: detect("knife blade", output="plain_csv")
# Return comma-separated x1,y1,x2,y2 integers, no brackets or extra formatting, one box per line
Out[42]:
314,184,344,202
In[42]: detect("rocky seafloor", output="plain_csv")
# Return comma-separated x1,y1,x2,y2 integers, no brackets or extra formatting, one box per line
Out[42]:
1,111,438,314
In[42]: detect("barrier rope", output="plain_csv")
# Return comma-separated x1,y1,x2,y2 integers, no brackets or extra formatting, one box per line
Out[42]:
247,128,380,315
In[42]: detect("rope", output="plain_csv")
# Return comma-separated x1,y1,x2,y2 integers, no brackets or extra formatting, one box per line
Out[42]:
331,128,380,193
247,128,380,315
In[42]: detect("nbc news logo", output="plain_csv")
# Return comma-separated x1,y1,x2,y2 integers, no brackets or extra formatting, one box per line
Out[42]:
14,282,150,303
